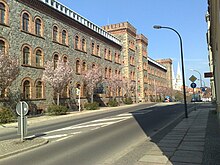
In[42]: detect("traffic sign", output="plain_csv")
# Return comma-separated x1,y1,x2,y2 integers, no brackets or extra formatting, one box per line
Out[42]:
190,82,197,88
189,75,197,82
201,87,206,92
16,101,29,116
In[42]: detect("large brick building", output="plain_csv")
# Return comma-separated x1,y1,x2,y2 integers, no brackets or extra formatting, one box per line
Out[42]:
0,0,172,110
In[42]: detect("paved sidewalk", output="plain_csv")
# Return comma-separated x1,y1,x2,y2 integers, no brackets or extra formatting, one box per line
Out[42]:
114,103,219,165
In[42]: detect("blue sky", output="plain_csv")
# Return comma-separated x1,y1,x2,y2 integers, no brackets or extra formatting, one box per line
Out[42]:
58,0,209,87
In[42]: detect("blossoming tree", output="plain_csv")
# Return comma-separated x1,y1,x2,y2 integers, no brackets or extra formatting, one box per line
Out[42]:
104,75,123,100
0,51,19,97
82,66,103,103
42,60,73,105
121,77,136,98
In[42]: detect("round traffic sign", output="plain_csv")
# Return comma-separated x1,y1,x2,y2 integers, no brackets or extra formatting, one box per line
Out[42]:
190,82,197,88
16,101,29,116
201,87,206,92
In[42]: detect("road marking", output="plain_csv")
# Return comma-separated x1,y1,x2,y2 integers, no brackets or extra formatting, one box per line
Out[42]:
90,116,132,122
117,113,133,117
40,113,138,142
55,136,70,142
43,134,68,139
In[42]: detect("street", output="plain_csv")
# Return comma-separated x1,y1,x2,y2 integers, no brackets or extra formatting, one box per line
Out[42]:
0,103,191,165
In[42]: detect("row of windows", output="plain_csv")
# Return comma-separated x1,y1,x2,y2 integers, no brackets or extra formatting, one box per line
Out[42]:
22,79,44,99
19,10,121,63
21,77,124,100
1,38,122,78
22,45,44,67
104,68,121,79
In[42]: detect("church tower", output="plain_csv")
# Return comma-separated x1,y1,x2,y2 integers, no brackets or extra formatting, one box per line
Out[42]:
173,62,183,91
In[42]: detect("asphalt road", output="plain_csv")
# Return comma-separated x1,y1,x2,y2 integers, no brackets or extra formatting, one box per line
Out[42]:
0,103,156,141
0,103,192,165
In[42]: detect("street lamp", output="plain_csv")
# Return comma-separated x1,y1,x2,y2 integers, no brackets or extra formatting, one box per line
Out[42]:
153,25,188,118
190,69,202,88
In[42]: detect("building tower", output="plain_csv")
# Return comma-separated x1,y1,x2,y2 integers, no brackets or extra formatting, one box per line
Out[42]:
174,62,183,91
156,58,173,90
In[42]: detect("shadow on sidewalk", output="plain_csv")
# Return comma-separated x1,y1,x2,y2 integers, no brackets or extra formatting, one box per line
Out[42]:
131,103,216,164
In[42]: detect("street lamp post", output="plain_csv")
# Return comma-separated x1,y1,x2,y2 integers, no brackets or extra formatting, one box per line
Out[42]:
190,69,202,88
153,25,188,118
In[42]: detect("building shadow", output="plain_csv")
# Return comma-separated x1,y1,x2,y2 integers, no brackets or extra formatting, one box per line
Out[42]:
131,103,195,164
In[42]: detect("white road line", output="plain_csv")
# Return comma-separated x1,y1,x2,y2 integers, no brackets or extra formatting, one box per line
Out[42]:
90,127,100,131
117,113,133,117
55,136,71,142
43,134,68,139
90,116,132,123
70,131,82,135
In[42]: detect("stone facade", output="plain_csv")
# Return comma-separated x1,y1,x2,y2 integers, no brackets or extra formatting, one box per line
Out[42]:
207,0,219,115
156,58,173,89
0,0,173,111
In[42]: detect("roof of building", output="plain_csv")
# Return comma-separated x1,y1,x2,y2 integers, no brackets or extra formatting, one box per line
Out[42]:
148,57,167,71
38,0,121,46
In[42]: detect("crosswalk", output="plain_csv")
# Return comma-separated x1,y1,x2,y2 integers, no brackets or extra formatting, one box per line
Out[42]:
41,113,134,142
27,110,152,142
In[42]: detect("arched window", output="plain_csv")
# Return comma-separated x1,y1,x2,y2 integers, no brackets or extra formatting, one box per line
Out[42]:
0,40,5,53
35,18,42,36
82,38,86,52
53,26,58,42
22,13,29,32
76,60,80,74
82,61,86,73
92,63,96,68
62,30,67,45
0,3,5,24
63,56,67,63
109,68,112,78
96,45,100,56
23,46,30,65
115,53,117,63
36,49,42,67
91,42,95,54
23,80,31,99
36,81,43,98
104,48,107,59
75,35,79,49
53,54,59,69
108,50,111,60
105,68,107,78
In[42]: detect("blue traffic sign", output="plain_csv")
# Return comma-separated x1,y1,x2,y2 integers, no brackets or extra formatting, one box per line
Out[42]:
201,87,206,92
190,82,197,88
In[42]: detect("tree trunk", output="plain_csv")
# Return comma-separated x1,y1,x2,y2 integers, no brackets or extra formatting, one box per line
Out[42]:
57,93,60,105
91,92,94,103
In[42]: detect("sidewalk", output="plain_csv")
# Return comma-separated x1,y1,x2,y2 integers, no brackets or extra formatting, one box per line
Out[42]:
1,102,220,164
114,103,220,165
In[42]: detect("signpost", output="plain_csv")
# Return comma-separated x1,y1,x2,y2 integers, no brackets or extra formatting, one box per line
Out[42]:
16,101,29,142
76,88,81,112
